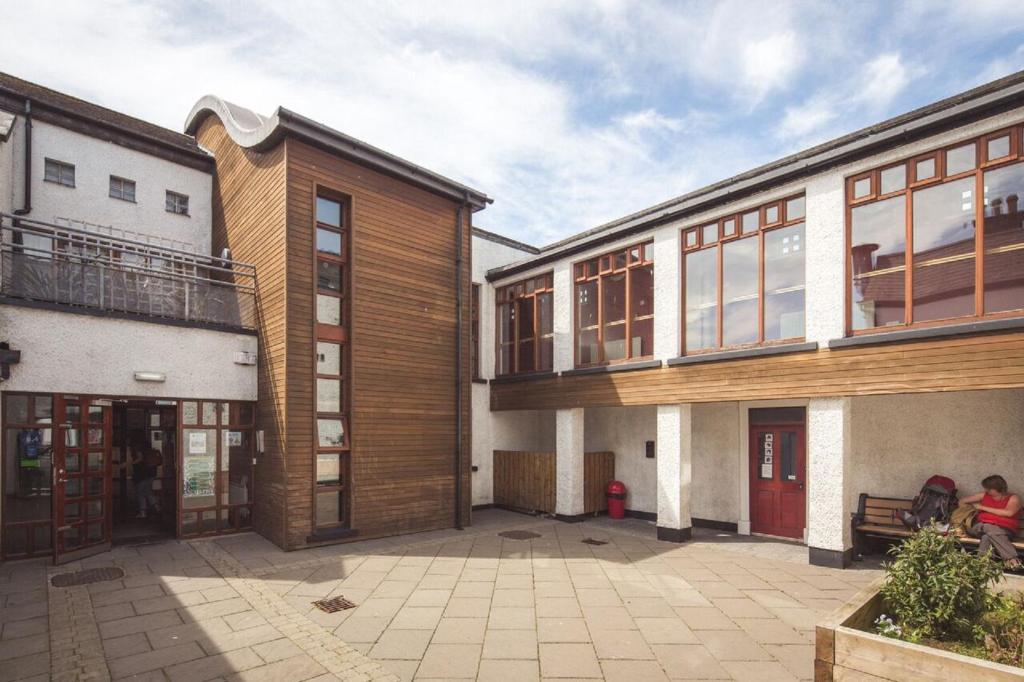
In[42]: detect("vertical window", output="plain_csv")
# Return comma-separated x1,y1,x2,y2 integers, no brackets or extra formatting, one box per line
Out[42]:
496,275,553,376
846,124,1024,333
44,158,75,187
2,394,54,559
682,196,806,353
471,284,481,380
313,193,349,530
573,241,653,367
109,176,136,202
165,190,189,215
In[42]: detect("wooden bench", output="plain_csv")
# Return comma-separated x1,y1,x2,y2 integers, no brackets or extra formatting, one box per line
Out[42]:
852,493,1024,561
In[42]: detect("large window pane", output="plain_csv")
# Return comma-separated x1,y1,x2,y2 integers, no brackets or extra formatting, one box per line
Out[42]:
316,454,341,486
317,419,345,448
316,197,341,227
224,428,252,505
602,273,627,361
764,223,805,341
317,261,342,292
538,293,553,371
722,237,758,346
317,378,341,412
316,294,341,325
851,195,906,330
576,281,599,364
685,248,717,351
629,265,654,357
983,164,1024,314
497,302,514,375
4,427,53,525
316,491,343,526
912,177,976,322
182,429,217,509
317,342,341,375
316,228,341,256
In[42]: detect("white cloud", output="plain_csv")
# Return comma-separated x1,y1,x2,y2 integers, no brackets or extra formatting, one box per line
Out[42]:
856,53,911,110
740,32,805,103
777,97,837,142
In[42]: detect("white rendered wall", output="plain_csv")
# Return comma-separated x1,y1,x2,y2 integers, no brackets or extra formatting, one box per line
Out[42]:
692,402,742,524
556,408,585,516
652,224,681,361
806,397,852,552
0,306,257,400
26,121,213,253
469,233,541,505
584,406,657,513
849,390,1024,513
0,116,19,214
656,403,693,530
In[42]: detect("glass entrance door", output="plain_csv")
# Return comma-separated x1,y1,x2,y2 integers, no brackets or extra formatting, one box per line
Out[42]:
53,396,112,564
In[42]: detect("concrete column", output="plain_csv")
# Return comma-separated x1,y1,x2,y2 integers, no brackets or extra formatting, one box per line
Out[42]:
552,261,574,373
807,397,853,567
652,224,681,361
804,174,846,345
656,403,693,542
555,407,585,519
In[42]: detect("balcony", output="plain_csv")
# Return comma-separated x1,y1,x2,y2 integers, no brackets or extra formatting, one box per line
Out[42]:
0,213,256,330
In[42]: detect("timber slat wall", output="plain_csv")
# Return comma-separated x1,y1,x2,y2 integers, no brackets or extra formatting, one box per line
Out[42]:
583,451,615,514
491,332,1024,411
287,139,471,547
493,450,615,514
197,119,288,547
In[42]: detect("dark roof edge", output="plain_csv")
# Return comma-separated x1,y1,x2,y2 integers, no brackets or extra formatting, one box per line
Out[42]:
185,96,491,210
0,79,210,165
486,69,1024,282
471,227,540,254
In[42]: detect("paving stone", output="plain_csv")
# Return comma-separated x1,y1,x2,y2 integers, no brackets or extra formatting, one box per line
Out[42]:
416,643,481,679
107,641,205,678
0,616,47,640
451,581,494,598
146,617,233,649
477,658,540,682
250,637,304,664
673,606,738,630
538,643,601,679
198,623,283,655
633,617,700,645
133,590,208,615
580,606,637,631
165,647,266,682
100,610,184,640
369,629,432,660
390,606,444,630
650,643,731,679
0,632,48,662
431,617,487,644
92,584,166,608
224,653,327,681
179,598,252,623
488,606,535,629
333,616,390,643
482,628,538,659
734,617,807,644
443,597,491,618
720,660,800,681
695,630,773,662
404,589,451,607
591,629,655,660
103,632,152,659
601,660,670,681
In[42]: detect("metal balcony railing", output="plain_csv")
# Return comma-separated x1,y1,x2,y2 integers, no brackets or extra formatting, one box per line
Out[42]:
0,213,257,330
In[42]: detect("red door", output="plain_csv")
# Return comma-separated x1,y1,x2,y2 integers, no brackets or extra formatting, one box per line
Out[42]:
749,424,805,539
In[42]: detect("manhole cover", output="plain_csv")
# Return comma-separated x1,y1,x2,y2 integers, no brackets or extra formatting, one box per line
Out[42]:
51,566,125,587
498,530,542,540
581,538,608,546
312,596,357,613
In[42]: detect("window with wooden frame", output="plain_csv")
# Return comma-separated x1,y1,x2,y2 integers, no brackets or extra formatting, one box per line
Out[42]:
471,284,481,380
313,193,350,530
1,393,54,559
496,274,554,376
109,175,136,202
165,190,189,215
574,241,654,366
44,158,75,187
847,125,1024,333
683,196,805,354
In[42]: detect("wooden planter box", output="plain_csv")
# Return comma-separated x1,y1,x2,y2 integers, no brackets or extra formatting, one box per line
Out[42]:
815,575,1024,681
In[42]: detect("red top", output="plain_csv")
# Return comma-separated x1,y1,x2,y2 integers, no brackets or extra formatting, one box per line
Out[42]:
978,493,1020,533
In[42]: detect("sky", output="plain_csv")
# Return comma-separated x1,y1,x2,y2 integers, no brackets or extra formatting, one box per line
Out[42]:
3,1,1024,247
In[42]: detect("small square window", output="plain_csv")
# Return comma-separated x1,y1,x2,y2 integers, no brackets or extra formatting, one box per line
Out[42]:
317,228,342,256
316,196,342,227
784,196,805,221
986,134,1011,162
685,229,698,248
109,176,136,202
722,217,737,237
879,165,906,194
914,157,936,182
945,143,976,176
741,211,758,234
852,176,871,199
44,158,75,187
763,204,779,225
165,190,189,215
701,223,717,245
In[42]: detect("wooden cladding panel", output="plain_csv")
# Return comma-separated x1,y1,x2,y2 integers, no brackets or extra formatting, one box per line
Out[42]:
491,332,1024,411
493,451,556,513
286,139,471,547
196,118,288,547
584,452,615,514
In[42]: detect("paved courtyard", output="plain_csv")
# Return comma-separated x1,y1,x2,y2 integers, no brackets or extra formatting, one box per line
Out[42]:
0,510,882,681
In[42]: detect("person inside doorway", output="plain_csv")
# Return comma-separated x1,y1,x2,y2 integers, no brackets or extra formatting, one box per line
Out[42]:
130,446,161,519
961,475,1022,571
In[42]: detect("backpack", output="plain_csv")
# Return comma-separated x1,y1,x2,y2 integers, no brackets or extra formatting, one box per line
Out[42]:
900,475,957,530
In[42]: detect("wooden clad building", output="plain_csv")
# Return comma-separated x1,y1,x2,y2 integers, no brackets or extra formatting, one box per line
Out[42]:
187,99,489,549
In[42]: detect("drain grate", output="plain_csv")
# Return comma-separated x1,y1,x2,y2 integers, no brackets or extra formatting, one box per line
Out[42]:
312,596,357,613
51,566,125,587
581,538,608,546
498,530,542,540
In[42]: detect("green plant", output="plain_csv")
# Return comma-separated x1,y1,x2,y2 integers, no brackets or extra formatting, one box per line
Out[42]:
880,527,1004,643
983,592,1024,667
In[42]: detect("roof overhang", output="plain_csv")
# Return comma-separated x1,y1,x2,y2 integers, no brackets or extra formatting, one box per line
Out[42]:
185,96,491,211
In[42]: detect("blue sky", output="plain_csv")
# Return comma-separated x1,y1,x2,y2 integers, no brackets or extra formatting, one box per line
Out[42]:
4,1,1024,246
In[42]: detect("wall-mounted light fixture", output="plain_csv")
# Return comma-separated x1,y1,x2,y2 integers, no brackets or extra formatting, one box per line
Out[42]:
133,371,166,382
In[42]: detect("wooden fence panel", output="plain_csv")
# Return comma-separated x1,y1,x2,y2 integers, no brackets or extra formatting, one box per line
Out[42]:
492,450,616,515
584,451,616,513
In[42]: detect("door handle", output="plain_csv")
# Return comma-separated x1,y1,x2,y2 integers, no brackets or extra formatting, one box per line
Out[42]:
798,482,805,491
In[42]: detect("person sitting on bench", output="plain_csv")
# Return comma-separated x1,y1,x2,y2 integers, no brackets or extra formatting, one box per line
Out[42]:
961,475,1021,571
